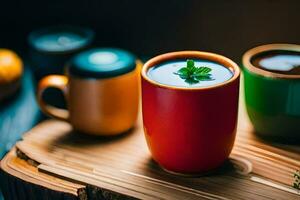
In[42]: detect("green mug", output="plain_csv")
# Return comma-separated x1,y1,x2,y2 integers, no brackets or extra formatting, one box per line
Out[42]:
242,44,300,141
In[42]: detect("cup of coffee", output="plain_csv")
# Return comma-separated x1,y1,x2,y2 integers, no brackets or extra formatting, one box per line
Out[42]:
243,44,300,141
141,51,240,174
37,48,141,136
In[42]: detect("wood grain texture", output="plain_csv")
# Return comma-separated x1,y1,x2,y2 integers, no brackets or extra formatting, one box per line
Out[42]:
1,84,300,199
0,149,84,200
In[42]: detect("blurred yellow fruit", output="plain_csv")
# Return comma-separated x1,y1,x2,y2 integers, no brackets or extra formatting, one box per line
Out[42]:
0,49,23,84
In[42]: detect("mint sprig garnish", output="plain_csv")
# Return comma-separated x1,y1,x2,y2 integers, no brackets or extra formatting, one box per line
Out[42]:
293,170,300,190
174,59,213,84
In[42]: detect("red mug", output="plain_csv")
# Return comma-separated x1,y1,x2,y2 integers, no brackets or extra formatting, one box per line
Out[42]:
141,51,240,175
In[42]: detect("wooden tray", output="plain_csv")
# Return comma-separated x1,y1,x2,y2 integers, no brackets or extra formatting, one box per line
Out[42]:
1,88,300,199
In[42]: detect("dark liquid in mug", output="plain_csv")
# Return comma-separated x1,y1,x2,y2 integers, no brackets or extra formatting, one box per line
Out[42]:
251,50,300,75
147,59,233,88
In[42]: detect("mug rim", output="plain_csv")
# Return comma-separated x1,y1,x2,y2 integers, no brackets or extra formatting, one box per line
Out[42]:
28,25,95,55
242,43,300,79
141,51,240,90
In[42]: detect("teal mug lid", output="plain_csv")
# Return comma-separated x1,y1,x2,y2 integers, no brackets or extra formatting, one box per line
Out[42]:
69,48,137,79
28,25,95,53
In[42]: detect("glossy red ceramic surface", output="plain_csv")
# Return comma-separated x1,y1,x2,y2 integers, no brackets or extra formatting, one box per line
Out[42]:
141,51,240,174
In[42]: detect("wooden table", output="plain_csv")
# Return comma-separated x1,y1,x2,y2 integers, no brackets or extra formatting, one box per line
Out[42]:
1,83,300,200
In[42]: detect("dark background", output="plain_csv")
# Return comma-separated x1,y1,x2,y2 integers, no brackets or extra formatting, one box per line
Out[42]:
0,0,299,63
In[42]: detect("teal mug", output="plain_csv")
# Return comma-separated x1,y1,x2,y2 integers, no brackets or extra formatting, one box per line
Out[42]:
242,44,300,141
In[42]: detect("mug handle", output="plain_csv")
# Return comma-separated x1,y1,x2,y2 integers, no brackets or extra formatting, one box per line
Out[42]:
37,75,69,121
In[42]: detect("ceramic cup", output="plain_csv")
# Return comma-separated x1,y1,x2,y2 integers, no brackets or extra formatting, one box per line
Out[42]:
28,25,94,81
141,51,240,174
37,48,141,136
243,44,300,141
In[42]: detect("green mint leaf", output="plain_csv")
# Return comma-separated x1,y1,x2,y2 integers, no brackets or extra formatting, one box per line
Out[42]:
177,67,189,75
174,60,213,85
195,76,213,81
185,78,199,84
187,59,194,69
179,74,189,79
195,67,212,75
192,73,211,78
190,66,197,73
174,68,189,79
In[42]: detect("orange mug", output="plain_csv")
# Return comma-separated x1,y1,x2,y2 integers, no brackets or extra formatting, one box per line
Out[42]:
37,48,141,136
